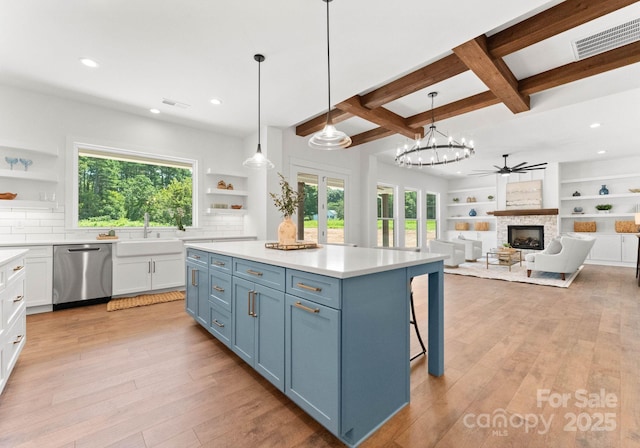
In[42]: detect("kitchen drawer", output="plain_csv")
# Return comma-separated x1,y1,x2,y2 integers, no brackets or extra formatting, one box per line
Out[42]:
209,253,232,274
286,269,341,310
185,248,208,266
3,275,25,329
2,310,26,378
6,258,25,285
208,301,231,347
209,271,232,312
233,258,285,292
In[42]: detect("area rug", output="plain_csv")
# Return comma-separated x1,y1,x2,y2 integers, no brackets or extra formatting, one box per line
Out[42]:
107,290,185,311
444,262,582,288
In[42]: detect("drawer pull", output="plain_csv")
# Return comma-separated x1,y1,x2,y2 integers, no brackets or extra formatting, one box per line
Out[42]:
213,261,225,267
13,265,24,272
13,334,24,344
212,319,225,328
190,254,201,260
213,285,225,293
294,301,320,314
13,295,24,303
246,269,263,277
296,282,322,292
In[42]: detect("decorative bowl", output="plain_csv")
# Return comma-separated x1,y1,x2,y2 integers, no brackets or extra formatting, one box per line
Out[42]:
0,192,17,200
629,188,640,193
230,205,243,210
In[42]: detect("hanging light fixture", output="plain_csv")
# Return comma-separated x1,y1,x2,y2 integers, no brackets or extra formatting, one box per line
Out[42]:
308,0,351,150
394,92,474,168
243,54,275,170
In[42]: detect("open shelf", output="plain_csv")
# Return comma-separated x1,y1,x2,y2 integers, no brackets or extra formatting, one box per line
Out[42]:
0,200,58,209
206,188,249,196
0,168,58,183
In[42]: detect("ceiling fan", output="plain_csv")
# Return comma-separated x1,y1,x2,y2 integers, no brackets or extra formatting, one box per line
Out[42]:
472,154,548,176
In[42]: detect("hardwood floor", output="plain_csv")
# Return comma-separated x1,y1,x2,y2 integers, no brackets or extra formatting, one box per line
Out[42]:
1,264,638,447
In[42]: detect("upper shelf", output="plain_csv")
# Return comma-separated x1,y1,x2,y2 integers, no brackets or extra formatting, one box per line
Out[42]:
0,139,58,157
449,186,495,194
0,168,58,183
560,173,639,184
206,188,248,196
448,201,495,207
0,199,58,209
560,193,640,200
206,168,248,179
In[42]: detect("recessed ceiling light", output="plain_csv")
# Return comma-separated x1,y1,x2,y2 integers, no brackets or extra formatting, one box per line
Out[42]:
590,123,601,128
79,58,99,68
456,171,462,174
597,150,607,154
149,108,160,114
210,98,222,105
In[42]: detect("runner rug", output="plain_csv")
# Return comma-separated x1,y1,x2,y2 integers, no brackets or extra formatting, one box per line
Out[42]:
107,290,185,311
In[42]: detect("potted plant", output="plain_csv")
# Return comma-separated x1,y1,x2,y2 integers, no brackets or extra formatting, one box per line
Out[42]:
270,173,305,245
452,197,459,202
595,204,612,214
501,242,515,253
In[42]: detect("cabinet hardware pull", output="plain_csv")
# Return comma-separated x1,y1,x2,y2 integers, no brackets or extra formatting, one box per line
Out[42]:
191,269,198,286
152,261,156,273
148,261,151,274
296,282,322,292
212,319,225,328
191,254,201,259
246,269,263,277
251,291,258,318
13,295,24,303
294,301,320,314
213,261,225,266
13,265,24,272
13,334,24,344
247,291,252,316
213,285,224,292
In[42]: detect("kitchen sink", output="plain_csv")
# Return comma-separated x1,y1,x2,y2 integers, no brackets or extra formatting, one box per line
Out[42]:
115,238,184,257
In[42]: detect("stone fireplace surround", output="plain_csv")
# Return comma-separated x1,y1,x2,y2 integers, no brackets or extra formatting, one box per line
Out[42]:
494,209,559,253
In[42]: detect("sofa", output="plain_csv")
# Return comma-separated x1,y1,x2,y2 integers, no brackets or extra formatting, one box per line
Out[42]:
452,235,483,261
525,233,595,280
428,239,466,267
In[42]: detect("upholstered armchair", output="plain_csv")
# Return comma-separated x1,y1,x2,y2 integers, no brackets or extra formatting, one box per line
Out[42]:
525,233,595,280
428,239,466,267
452,235,483,261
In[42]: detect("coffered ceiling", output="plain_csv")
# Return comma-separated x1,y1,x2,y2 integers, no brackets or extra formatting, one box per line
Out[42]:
1,0,639,176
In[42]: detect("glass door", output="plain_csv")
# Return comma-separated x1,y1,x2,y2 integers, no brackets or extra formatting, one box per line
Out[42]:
296,171,347,244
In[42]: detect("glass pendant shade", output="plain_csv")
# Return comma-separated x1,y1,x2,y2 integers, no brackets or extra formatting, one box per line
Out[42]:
308,120,352,150
243,144,274,169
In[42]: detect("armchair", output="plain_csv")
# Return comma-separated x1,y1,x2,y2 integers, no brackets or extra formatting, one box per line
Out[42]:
525,233,595,280
428,239,466,267
452,235,483,261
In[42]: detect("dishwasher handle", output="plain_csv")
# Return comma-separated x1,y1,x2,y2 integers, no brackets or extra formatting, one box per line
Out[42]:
67,247,102,252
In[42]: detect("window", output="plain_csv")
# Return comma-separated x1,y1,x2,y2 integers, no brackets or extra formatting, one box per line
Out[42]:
377,184,395,247
425,192,438,241
404,189,418,247
73,144,196,228
297,171,347,244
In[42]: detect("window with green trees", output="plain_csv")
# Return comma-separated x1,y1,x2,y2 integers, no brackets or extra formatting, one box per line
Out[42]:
76,147,194,228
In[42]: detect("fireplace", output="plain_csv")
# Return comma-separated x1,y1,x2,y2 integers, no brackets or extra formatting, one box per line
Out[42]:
508,225,544,250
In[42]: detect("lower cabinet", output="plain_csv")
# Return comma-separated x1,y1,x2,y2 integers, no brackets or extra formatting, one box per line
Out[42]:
284,294,340,434
232,277,284,390
185,259,208,322
584,233,639,265
4,245,52,311
113,254,184,296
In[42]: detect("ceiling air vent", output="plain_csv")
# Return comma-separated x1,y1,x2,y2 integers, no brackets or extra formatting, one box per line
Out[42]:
572,18,640,60
161,98,191,109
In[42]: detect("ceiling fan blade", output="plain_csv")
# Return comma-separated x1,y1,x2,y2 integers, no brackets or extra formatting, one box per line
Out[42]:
514,167,547,172
511,162,527,169
522,162,548,168
493,165,503,170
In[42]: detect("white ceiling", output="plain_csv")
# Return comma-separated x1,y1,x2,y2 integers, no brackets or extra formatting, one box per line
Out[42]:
1,0,639,177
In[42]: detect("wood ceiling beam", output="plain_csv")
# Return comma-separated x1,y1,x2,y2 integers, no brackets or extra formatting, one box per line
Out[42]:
519,40,640,95
336,96,424,139
348,128,396,148
405,91,500,129
488,0,639,58
453,35,530,114
359,53,468,109
295,109,353,137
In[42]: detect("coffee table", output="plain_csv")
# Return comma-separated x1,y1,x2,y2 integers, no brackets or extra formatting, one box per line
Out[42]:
486,249,522,271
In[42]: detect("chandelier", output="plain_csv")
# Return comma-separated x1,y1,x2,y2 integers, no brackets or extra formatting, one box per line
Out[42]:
394,92,474,168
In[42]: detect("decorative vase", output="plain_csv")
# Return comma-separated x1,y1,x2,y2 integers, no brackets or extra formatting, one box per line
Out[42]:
599,184,609,195
573,207,583,213
468,208,477,217
572,191,581,197
278,216,297,245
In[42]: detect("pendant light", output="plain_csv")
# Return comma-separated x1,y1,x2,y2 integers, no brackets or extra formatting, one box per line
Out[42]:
308,0,351,150
243,54,275,170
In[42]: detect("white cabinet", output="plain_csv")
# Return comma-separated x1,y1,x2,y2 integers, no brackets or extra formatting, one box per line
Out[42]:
3,246,52,312
205,169,249,215
577,233,638,265
113,253,184,296
589,234,621,262
621,234,638,263
1,249,27,396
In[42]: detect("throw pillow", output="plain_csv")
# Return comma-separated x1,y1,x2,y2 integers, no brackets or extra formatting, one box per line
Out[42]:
546,237,562,254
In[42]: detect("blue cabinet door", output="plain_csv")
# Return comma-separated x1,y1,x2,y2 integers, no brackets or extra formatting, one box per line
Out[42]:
185,262,199,317
195,264,210,327
254,284,284,391
231,277,256,365
285,294,340,434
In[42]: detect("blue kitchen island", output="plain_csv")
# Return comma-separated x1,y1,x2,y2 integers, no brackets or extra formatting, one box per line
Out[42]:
184,241,446,447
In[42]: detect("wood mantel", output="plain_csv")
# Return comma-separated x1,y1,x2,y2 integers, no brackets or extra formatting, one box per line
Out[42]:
492,208,559,216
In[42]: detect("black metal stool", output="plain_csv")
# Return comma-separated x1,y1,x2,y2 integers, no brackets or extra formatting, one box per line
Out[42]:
409,277,427,361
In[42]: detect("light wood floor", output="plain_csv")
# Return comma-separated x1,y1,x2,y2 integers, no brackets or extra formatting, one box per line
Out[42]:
1,265,638,447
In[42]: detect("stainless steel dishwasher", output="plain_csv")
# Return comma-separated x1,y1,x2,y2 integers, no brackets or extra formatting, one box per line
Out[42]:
53,243,112,310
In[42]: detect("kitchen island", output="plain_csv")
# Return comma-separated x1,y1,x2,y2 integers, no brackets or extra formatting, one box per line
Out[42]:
184,241,446,447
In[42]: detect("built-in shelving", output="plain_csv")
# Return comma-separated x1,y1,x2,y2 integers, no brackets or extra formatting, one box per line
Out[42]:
448,200,494,207
560,173,639,184
0,200,58,209
0,168,58,183
206,188,249,196
0,139,58,157
205,208,247,216
447,216,496,220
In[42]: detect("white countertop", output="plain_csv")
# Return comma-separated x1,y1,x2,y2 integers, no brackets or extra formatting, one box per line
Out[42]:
0,234,257,248
185,240,446,279
0,248,28,265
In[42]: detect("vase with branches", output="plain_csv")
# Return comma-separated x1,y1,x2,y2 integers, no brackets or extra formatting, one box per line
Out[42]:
270,173,304,244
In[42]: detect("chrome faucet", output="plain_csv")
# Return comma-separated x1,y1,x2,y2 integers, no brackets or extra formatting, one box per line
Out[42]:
143,212,151,238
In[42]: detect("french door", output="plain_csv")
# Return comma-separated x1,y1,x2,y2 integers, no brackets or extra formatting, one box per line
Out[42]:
295,169,347,244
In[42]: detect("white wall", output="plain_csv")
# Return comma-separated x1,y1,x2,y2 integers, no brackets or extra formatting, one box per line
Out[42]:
0,84,247,242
